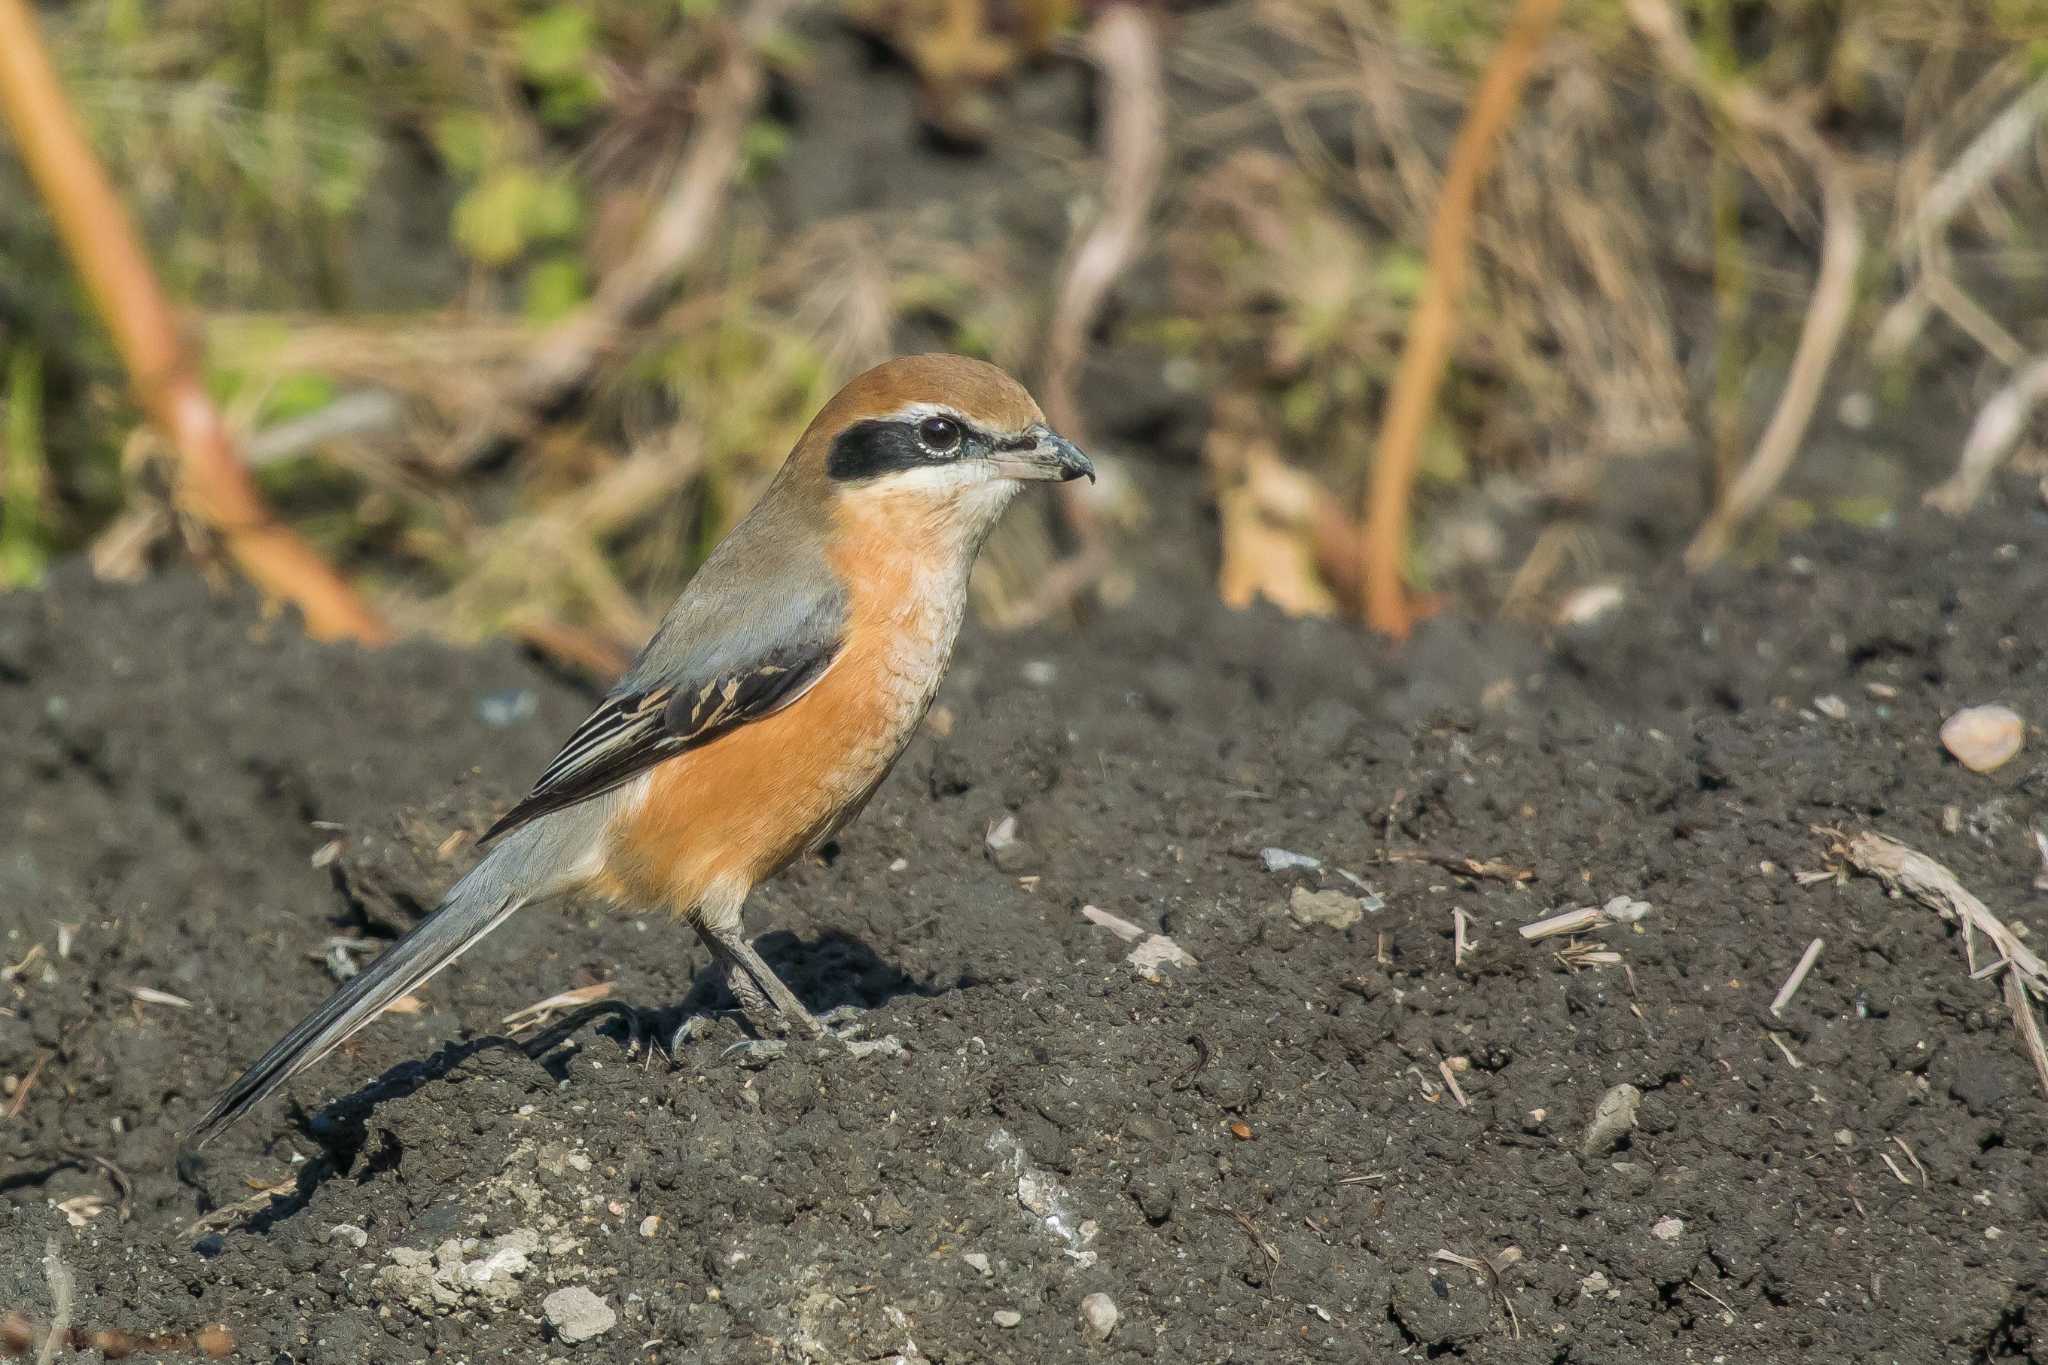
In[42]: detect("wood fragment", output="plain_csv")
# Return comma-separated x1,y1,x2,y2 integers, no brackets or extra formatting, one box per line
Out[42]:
1892,1137,1927,1185
183,1178,298,1238
1518,906,1608,941
501,981,617,1034
128,986,194,1009
2004,971,2048,1102
1770,938,1824,1016
1437,1057,1470,1109
1925,354,2048,516
1388,849,1535,883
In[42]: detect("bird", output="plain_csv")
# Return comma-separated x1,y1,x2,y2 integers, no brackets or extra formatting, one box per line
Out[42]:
190,354,1093,1146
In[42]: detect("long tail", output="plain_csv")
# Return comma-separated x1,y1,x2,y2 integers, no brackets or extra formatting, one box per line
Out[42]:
188,831,560,1147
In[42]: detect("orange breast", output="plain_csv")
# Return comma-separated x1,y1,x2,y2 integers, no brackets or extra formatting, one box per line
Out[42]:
604,497,970,914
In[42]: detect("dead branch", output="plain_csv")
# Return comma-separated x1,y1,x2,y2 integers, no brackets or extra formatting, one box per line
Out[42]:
447,0,802,467
0,0,389,643
1007,4,1166,627
1626,0,1864,571
1359,0,1564,638
1898,73,2048,253
1924,352,2048,516
1839,830,2048,1100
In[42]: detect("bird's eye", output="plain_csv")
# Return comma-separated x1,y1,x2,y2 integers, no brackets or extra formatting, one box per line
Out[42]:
918,415,963,454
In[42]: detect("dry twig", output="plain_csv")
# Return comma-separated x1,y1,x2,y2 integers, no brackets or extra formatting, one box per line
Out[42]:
1626,0,1864,570
1359,0,1564,637
0,0,388,642
1836,830,2048,1099
1769,937,1824,1017
1924,353,2048,516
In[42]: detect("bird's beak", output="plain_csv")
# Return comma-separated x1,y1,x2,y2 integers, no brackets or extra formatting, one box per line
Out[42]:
990,425,1096,483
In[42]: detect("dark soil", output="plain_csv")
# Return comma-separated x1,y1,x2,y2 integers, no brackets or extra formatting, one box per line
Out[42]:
3,471,2046,1362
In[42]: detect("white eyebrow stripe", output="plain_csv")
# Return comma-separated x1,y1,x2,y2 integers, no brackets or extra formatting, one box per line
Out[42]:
872,402,1032,442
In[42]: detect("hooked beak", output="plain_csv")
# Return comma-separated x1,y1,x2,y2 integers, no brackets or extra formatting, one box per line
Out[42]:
989,424,1096,483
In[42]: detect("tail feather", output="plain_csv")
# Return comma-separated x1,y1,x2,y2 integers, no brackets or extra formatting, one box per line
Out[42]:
188,885,526,1147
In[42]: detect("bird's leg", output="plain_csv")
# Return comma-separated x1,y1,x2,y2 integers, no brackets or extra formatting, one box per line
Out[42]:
695,919,829,1041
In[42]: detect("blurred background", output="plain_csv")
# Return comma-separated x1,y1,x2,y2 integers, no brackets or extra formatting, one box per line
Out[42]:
1,0,2045,663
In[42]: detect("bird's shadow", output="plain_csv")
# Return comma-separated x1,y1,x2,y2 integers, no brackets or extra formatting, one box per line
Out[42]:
181,928,955,1244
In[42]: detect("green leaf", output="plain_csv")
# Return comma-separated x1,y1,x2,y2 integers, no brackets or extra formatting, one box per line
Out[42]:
433,110,496,179
454,166,542,265
516,7,595,84
527,175,585,242
523,255,589,322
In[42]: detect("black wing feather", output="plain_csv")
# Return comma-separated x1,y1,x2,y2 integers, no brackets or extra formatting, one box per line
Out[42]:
481,643,839,844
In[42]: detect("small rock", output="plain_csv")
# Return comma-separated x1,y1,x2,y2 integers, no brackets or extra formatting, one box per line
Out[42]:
1833,1129,1854,1147
638,1215,661,1238
1079,1293,1119,1341
1288,887,1362,930
1650,1216,1685,1242
993,1310,1022,1329
1601,895,1651,925
477,688,537,728
962,1252,992,1277
1813,694,1849,721
1941,704,2025,773
985,814,1020,852
320,1224,369,1249
1580,1271,1611,1296
871,1192,913,1230
1581,1083,1643,1155
543,1287,616,1345
1260,847,1323,874
1555,582,1625,627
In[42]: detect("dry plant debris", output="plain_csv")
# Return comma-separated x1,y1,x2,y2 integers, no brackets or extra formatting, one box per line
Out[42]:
1833,830,2048,1100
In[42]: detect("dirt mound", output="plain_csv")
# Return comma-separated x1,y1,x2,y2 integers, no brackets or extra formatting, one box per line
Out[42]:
3,478,2046,1361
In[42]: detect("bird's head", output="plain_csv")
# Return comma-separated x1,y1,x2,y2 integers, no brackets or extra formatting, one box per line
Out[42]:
790,355,1093,545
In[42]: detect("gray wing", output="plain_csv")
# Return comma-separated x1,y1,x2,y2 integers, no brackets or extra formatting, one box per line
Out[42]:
482,555,846,845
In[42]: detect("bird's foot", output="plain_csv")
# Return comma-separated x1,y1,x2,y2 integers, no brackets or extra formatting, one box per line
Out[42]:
720,1008,903,1067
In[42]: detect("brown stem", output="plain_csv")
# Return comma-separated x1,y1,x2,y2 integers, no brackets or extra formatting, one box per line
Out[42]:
0,0,389,643
1358,0,1564,638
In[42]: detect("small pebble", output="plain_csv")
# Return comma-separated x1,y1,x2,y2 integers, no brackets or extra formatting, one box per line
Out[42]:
1580,1271,1611,1296
320,1224,369,1249
1813,694,1848,721
1260,847,1322,874
1581,1083,1642,1155
639,1215,661,1238
476,688,537,728
1834,1129,1854,1147
1555,582,1625,627
1650,1216,1685,1242
1601,895,1651,925
962,1252,992,1277
1288,887,1362,930
543,1287,617,1344
1941,704,2025,773
993,1310,1022,1329
1079,1293,1119,1341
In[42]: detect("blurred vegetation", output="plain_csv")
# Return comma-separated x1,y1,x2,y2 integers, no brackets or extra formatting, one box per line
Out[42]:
2,0,2047,639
